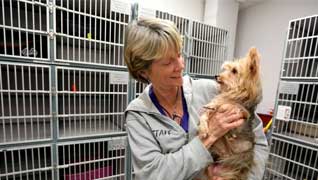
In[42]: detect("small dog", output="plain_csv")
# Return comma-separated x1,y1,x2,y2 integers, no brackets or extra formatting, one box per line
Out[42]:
198,47,262,180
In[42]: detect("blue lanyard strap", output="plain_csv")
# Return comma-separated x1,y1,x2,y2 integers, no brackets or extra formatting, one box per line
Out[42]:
149,86,167,116
149,86,189,132
180,89,189,132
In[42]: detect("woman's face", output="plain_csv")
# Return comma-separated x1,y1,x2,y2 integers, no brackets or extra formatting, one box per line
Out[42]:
145,52,185,89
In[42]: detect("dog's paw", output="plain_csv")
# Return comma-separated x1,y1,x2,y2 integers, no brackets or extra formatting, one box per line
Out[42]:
198,123,209,139
198,131,209,139
198,113,209,136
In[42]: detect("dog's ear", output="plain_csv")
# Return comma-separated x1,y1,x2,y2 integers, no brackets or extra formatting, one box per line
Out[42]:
247,47,260,74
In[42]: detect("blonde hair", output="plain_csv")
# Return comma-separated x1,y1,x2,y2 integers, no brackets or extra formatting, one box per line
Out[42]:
124,18,182,83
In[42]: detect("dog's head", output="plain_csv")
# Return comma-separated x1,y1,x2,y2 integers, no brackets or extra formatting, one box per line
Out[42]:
216,47,262,107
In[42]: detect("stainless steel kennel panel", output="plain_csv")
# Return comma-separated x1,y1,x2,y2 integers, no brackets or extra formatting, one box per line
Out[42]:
274,81,318,143
57,137,126,180
264,15,318,180
0,0,49,60
156,11,189,37
282,15,318,79
0,144,53,180
54,0,130,66
56,66,128,138
0,62,51,144
188,21,227,77
155,10,190,54
134,81,147,98
265,137,317,180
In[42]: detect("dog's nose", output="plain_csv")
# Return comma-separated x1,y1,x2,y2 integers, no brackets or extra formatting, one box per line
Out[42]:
214,75,220,80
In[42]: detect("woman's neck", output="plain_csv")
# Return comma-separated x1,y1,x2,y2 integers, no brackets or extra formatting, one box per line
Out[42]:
152,85,179,106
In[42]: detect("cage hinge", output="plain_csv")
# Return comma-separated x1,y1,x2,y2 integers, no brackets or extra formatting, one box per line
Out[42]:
52,163,58,170
0,149,6,152
48,2,54,14
48,31,55,39
52,112,57,118
51,87,57,96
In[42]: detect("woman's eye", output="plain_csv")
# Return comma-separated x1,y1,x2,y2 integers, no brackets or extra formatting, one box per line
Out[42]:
163,61,172,65
162,59,174,65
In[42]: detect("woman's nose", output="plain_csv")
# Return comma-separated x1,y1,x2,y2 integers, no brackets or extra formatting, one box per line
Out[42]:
175,56,185,71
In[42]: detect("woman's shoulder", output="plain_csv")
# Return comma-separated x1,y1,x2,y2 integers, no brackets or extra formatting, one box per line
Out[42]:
183,75,219,96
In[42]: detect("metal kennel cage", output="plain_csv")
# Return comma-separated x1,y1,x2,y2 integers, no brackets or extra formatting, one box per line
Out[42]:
0,1,228,179
1,0,130,179
264,15,318,180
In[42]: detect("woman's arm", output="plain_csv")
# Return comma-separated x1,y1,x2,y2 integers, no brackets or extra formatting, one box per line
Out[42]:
126,111,213,180
247,115,269,179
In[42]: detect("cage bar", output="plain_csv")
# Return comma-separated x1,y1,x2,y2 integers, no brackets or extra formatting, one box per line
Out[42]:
0,145,53,180
264,15,318,180
0,0,48,60
188,21,227,76
0,62,51,144
55,0,129,66
57,137,126,180
56,66,128,138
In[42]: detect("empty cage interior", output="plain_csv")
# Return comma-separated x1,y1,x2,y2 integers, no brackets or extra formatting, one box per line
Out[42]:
55,0,129,65
57,137,126,180
0,63,51,144
275,82,318,142
188,21,227,76
265,138,317,180
56,67,128,138
283,16,318,78
0,0,48,60
0,145,53,180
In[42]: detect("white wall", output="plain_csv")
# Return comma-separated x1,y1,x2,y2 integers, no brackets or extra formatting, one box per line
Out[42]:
204,0,239,61
203,0,218,25
137,0,205,21
235,0,318,114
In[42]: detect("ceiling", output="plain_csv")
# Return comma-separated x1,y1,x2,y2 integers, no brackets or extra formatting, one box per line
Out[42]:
237,0,267,10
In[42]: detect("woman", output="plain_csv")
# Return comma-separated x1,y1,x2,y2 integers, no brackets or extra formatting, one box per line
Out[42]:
124,18,268,180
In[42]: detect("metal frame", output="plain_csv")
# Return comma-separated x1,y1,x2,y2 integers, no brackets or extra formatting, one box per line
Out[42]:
0,1,229,180
188,20,228,78
264,15,318,180
1,0,129,179
0,62,52,145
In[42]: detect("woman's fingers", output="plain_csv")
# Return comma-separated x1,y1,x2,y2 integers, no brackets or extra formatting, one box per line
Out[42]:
223,111,244,123
203,103,247,146
213,111,244,127
206,110,245,139
226,118,244,129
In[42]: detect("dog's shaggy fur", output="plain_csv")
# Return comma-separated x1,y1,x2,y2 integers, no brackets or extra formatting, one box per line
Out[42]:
198,47,262,180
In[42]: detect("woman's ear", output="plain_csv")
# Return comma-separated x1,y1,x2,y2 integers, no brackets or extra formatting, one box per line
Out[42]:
138,70,150,82
139,70,147,79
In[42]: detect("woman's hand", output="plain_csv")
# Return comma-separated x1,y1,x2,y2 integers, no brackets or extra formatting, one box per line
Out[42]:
200,103,246,149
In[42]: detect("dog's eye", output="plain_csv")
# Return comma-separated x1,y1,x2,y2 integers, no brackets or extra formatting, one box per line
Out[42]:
232,68,237,74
